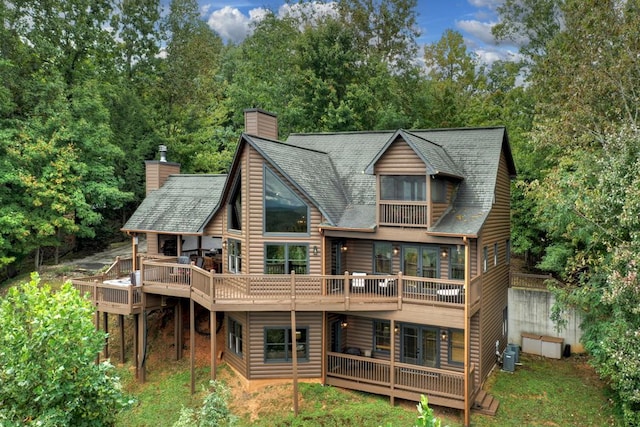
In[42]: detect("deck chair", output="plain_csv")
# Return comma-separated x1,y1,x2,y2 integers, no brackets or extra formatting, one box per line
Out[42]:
377,277,396,295
351,272,367,292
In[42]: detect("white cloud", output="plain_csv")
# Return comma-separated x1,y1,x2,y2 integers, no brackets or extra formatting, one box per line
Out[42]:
456,19,498,45
206,5,267,44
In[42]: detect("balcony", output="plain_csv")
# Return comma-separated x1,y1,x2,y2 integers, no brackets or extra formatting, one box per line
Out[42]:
379,201,428,227
326,352,475,409
72,258,481,315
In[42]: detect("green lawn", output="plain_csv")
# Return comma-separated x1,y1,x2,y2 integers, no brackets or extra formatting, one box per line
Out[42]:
114,353,621,427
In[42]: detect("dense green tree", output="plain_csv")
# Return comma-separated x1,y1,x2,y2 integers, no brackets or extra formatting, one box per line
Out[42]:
0,274,131,424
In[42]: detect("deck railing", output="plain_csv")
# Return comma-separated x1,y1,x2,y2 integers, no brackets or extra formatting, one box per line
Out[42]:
73,258,481,314
327,352,468,402
379,201,429,227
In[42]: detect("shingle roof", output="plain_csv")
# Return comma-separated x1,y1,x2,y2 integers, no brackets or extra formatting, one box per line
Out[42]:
285,127,513,234
122,174,227,234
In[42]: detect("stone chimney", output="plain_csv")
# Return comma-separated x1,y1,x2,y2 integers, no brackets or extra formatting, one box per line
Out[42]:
244,108,278,140
145,145,180,195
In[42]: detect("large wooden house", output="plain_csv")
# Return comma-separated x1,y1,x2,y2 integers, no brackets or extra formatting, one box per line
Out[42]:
74,109,515,424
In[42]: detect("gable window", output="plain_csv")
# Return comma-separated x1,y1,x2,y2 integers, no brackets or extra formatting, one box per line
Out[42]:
506,239,511,265
228,317,243,356
401,324,438,368
431,178,447,203
227,239,242,273
265,243,308,274
228,175,242,231
450,248,465,280
264,327,308,362
374,242,393,274
380,175,426,201
374,320,391,353
264,167,308,234
448,329,464,365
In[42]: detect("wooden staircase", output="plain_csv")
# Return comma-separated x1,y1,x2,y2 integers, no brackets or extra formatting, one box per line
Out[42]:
472,390,499,416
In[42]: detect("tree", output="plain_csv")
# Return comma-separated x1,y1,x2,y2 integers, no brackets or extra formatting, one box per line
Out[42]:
0,274,131,425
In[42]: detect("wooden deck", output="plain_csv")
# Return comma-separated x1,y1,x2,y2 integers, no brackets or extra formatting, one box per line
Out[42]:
325,352,475,409
72,258,481,316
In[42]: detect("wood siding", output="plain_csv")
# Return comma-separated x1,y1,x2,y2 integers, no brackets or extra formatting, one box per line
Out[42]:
247,311,323,379
374,139,425,174
477,152,511,383
244,109,278,140
224,312,248,377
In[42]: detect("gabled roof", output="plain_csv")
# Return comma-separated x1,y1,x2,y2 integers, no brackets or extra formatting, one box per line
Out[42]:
122,174,227,234
364,130,464,179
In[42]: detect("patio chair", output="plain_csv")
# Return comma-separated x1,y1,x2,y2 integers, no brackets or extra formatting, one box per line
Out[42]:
351,272,367,292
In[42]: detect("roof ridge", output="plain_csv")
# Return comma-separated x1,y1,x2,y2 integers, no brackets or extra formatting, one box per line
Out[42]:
246,133,329,155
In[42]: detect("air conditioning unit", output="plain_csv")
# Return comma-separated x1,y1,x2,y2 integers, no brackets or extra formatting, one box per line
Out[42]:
507,343,520,364
502,350,516,372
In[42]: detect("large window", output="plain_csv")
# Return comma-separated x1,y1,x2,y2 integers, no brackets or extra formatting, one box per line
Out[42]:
228,317,243,356
450,248,465,280
380,175,426,201
374,320,391,353
374,242,393,274
264,327,308,362
227,240,242,273
401,325,438,368
264,167,308,234
228,176,242,231
448,329,464,365
265,244,308,274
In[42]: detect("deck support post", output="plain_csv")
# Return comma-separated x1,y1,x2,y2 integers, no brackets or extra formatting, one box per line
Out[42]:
390,319,396,406
119,314,126,363
102,312,109,359
95,310,101,365
137,310,146,383
211,310,217,381
133,313,139,379
291,309,299,416
175,302,183,360
190,298,196,395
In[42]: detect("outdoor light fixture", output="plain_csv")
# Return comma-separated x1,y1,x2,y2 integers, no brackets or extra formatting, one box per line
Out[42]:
393,246,399,256
222,240,227,250
340,316,348,329
441,330,448,342
341,243,348,252
313,245,319,256
394,325,400,335
441,248,448,258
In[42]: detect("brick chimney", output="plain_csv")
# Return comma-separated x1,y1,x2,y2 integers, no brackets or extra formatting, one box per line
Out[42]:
145,145,180,195
244,108,278,140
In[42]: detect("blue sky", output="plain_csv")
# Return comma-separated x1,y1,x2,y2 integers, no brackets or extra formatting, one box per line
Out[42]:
197,0,520,64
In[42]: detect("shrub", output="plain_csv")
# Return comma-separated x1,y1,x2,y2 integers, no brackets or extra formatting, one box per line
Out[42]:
173,380,236,427
0,273,132,425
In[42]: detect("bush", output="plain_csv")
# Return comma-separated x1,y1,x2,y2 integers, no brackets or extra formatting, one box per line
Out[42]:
173,380,236,427
0,273,132,425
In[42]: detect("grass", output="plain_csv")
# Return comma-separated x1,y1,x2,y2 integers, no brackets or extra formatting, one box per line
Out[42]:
112,353,621,427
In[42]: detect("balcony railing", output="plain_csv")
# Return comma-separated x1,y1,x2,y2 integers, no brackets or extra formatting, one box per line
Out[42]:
73,257,481,315
326,352,474,406
379,201,429,227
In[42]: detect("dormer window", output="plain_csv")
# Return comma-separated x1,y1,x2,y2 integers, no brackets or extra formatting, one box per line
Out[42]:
264,167,309,234
431,178,447,203
380,175,426,201
228,174,242,231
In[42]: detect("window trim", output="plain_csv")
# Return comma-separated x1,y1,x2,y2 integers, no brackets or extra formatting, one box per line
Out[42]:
228,317,243,356
431,178,447,203
483,246,488,272
373,242,393,274
399,323,440,368
449,248,465,280
380,175,427,201
264,243,309,274
448,329,464,366
228,173,242,232
227,239,242,273
494,242,498,266
264,326,309,363
373,320,391,354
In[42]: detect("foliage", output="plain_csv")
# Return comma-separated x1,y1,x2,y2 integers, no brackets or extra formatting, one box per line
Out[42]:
414,395,446,427
0,274,132,425
173,380,236,427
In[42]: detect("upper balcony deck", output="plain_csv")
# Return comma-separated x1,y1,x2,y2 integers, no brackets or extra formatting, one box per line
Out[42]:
72,257,481,316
